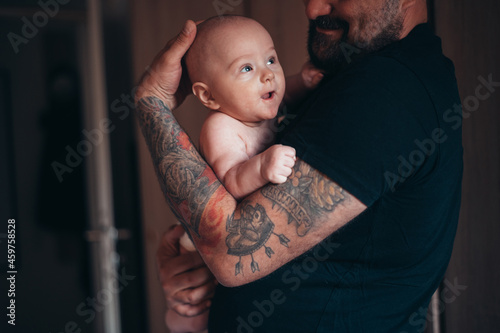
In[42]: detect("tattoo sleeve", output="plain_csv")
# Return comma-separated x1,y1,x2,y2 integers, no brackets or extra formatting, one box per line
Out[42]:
136,96,356,283
225,162,348,275
136,96,222,237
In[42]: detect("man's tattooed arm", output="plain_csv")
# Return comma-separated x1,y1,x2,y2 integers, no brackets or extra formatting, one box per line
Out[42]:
136,96,366,286
136,96,225,237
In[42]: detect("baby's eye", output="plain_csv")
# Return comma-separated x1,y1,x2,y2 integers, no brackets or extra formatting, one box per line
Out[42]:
241,65,253,73
267,57,276,65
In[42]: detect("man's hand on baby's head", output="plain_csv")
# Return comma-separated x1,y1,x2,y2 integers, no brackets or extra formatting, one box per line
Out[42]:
301,61,324,90
135,20,197,110
260,144,296,184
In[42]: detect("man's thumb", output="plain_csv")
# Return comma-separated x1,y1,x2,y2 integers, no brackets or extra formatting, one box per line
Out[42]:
170,20,197,59
164,224,186,245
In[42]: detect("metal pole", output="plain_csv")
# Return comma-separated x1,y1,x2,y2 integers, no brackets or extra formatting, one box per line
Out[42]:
430,288,441,333
79,0,122,331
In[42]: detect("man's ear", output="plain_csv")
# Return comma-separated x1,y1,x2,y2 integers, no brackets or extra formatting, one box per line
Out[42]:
192,82,220,110
400,0,417,10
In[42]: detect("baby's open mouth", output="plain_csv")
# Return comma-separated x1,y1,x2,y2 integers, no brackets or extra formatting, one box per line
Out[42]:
262,91,275,100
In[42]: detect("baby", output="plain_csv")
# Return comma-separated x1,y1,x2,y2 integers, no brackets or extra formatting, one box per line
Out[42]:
187,15,295,199
188,15,324,193
169,15,323,332
178,15,322,250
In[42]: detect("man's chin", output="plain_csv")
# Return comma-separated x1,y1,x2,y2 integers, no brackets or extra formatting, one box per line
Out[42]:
307,30,349,74
308,45,345,74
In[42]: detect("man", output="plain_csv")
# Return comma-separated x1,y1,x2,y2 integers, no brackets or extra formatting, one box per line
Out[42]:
136,0,462,332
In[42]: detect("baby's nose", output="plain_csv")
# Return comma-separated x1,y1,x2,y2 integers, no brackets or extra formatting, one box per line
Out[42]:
261,68,275,82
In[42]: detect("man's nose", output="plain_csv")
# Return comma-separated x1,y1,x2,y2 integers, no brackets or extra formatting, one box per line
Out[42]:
304,0,334,20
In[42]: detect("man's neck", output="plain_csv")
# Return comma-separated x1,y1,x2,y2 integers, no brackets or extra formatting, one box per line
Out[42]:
399,1,428,39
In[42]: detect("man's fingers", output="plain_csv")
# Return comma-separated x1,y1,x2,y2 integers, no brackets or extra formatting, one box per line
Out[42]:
175,278,217,305
158,251,205,281
159,258,210,306
172,299,211,317
162,224,185,245
166,308,210,332
310,72,325,87
166,266,215,302
156,226,183,267
164,20,197,63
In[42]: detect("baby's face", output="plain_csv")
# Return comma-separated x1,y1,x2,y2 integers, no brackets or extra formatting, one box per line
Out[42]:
205,21,285,123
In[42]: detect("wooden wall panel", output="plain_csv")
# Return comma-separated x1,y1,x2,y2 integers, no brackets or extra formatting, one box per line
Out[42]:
434,0,500,331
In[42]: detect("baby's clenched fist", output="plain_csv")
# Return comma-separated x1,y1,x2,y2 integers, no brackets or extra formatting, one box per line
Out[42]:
260,144,296,184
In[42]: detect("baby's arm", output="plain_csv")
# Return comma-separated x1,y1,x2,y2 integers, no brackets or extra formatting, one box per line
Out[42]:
222,144,296,200
200,113,295,200
284,61,324,107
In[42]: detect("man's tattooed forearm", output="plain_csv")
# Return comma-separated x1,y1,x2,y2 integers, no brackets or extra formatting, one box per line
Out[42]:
261,186,312,236
225,161,347,275
136,96,220,236
226,202,290,275
266,161,348,236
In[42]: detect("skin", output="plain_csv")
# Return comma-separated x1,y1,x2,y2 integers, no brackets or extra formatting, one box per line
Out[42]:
157,225,215,332
138,0,428,331
305,0,427,72
187,17,286,124
186,17,296,200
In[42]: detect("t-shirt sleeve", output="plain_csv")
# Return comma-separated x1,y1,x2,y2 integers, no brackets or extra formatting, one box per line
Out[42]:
280,57,436,207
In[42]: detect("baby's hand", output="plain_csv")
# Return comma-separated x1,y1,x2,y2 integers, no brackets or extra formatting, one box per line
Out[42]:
301,61,324,90
260,145,296,184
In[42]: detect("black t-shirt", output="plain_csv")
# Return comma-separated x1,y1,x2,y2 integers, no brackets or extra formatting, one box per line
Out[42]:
208,24,462,333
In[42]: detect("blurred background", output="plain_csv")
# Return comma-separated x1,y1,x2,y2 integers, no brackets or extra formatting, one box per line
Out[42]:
0,0,498,332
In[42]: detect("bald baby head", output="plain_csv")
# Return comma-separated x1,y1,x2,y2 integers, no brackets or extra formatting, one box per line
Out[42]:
184,15,285,120
185,15,270,85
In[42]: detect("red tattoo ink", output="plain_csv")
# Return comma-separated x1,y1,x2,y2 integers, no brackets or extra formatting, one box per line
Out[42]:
197,188,229,251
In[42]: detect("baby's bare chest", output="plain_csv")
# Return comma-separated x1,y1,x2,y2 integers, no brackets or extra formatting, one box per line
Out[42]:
240,124,276,157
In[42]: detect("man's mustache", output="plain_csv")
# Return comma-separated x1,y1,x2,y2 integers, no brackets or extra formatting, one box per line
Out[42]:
311,16,349,31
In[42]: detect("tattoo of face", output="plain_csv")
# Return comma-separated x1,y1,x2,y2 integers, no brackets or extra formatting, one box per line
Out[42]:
226,203,290,275
226,161,347,275
136,96,220,236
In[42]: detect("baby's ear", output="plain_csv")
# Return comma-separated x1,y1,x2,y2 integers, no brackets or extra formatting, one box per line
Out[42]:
192,82,220,110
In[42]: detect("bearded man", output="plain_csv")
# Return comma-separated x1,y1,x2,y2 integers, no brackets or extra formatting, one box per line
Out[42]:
135,0,462,332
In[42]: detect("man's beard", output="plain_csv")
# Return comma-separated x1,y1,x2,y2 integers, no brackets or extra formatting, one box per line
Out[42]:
307,4,404,74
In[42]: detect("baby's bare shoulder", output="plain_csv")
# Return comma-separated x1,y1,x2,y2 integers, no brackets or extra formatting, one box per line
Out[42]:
203,111,243,130
200,112,247,159
201,112,245,142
